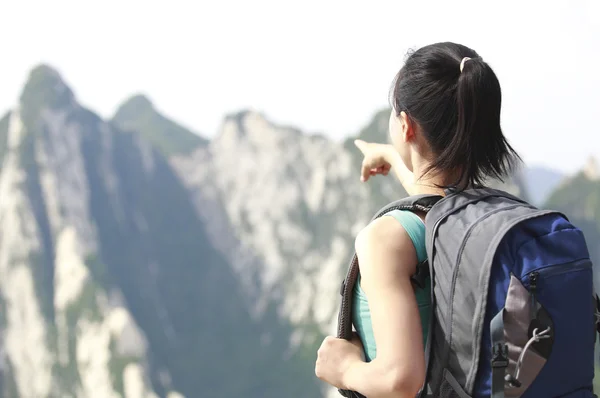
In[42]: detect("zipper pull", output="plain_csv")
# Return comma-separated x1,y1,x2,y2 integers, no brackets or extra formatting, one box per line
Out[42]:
530,272,538,291
530,272,539,321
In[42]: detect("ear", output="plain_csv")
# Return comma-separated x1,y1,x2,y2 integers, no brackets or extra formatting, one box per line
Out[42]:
399,111,415,142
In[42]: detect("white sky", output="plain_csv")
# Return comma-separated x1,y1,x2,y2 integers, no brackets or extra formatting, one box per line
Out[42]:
1,0,599,173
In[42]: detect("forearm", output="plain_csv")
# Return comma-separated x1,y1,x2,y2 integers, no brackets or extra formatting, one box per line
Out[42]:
342,357,421,398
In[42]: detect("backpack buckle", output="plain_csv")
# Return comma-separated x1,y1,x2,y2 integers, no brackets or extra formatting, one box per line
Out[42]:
491,343,508,368
410,260,429,289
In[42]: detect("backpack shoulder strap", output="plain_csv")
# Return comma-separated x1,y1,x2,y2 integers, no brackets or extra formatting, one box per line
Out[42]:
336,194,442,398
337,194,443,339
423,187,529,259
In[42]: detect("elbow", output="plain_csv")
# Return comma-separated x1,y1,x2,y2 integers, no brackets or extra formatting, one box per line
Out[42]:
386,366,425,397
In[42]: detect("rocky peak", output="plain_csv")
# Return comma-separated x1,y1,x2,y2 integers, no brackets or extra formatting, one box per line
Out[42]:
215,109,308,155
112,94,206,157
19,64,75,130
583,156,599,181
113,94,154,119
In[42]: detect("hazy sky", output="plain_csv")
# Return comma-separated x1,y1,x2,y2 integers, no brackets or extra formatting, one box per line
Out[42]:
1,0,598,173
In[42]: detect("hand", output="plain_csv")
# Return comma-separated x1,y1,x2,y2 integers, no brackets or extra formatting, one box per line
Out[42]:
354,139,418,194
354,139,396,182
315,335,365,389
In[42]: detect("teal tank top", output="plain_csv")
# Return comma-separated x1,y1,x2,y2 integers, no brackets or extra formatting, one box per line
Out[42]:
352,210,431,362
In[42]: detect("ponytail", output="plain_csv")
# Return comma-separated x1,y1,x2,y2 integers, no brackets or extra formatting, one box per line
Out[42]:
391,42,520,189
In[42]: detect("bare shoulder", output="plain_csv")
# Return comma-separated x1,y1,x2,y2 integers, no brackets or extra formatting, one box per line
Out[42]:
354,216,418,279
355,216,412,253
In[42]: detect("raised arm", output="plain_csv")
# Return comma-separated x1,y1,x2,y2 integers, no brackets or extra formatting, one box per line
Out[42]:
354,140,418,195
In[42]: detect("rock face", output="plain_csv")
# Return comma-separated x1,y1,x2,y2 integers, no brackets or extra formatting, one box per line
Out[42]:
0,65,320,398
0,63,571,398
167,110,405,336
0,65,158,398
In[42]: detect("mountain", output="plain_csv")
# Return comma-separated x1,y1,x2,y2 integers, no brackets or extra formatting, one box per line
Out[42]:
525,166,564,205
0,65,159,398
0,65,319,398
112,95,206,157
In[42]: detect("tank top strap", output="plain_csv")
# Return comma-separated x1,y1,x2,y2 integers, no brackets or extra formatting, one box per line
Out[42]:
384,209,427,263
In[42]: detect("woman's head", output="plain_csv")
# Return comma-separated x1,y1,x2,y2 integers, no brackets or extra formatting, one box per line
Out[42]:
388,42,520,189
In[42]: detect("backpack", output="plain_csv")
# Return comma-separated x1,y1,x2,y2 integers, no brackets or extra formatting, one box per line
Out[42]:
337,187,600,398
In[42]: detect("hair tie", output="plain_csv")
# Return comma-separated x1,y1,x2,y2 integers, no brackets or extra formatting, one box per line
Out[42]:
460,57,471,73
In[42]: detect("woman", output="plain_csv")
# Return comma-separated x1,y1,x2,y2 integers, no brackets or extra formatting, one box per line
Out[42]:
315,42,519,397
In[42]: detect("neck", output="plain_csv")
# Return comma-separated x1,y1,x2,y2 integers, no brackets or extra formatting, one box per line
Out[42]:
389,154,447,197
410,158,448,196
409,176,447,197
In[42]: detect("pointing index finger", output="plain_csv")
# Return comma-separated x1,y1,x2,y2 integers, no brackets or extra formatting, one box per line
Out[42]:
354,139,367,153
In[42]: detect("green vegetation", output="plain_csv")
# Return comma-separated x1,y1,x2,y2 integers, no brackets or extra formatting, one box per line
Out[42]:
65,280,102,325
53,258,106,392
107,337,139,397
112,94,206,157
51,319,81,394
52,254,118,393
545,173,600,222
346,108,391,146
85,253,112,289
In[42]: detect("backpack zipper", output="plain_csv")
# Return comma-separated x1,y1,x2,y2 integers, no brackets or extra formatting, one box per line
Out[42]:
522,259,592,284
529,271,538,321
522,259,592,320
507,258,594,391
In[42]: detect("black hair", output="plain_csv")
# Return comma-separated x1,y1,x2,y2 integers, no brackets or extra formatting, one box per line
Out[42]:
390,42,520,189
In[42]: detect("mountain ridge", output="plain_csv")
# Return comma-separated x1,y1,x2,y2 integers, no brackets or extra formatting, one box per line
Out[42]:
0,65,321,398
112,94,206,157
583,156,600,181
525,166,564,205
